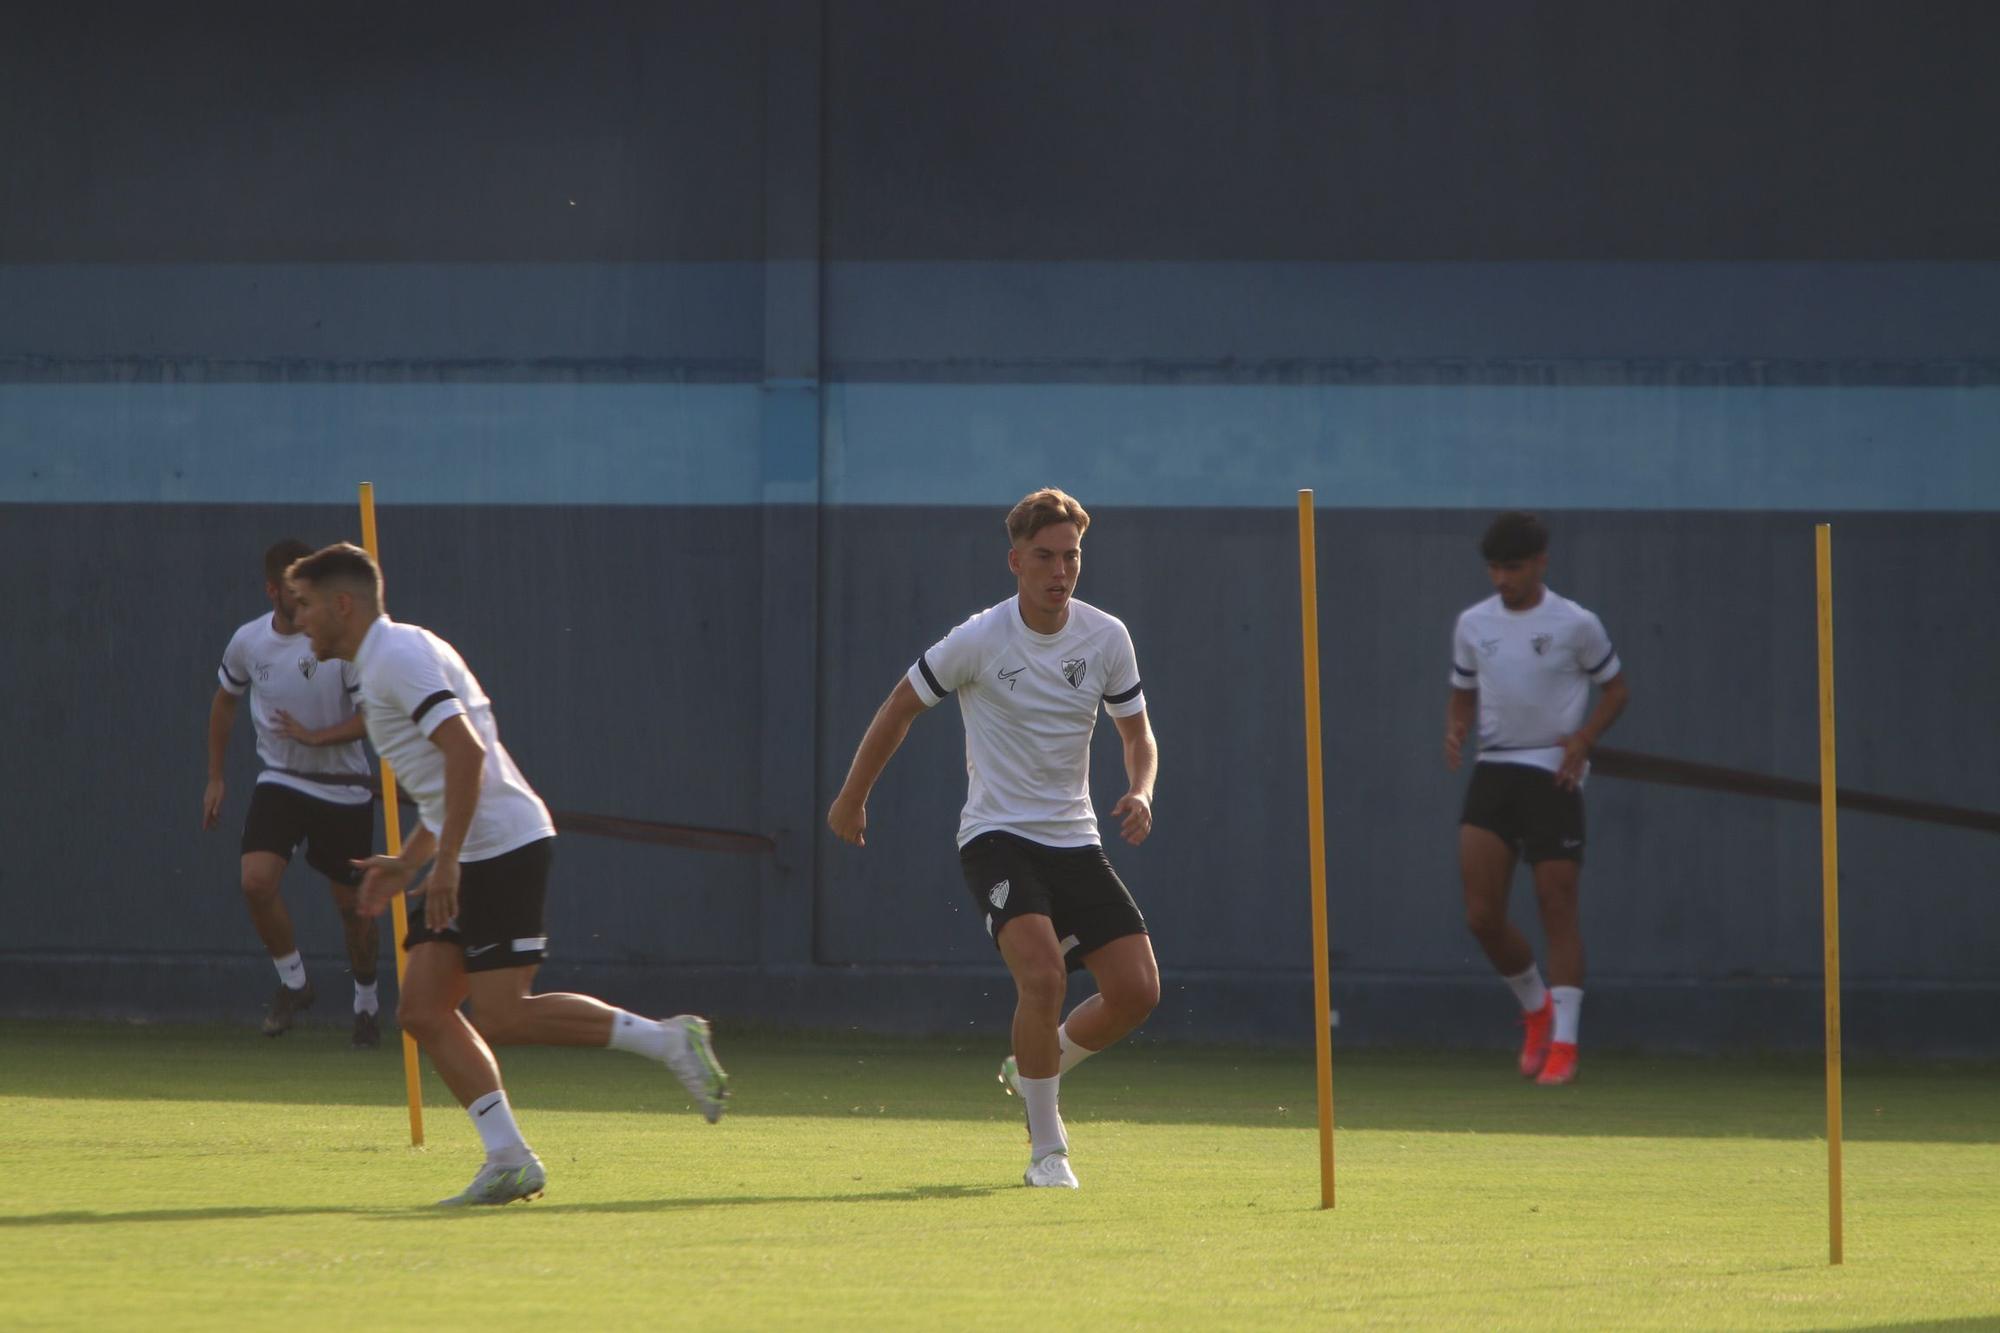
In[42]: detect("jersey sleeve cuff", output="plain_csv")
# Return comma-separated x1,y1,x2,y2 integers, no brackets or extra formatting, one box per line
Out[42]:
1587,650,1622,684
1450,664,1478,688
908,658,947,707
218,666,249,695
412,689,466,737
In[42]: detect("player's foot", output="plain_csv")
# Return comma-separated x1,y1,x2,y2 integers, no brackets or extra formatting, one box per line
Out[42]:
662,1015,729,1123
350,1009,381,1050
1536,1041,1579,1086
997,1054,1020,1095
262,981,315,1036
1023,1150,1079,1189
437,1154,546,1207
1518,997,1554,1078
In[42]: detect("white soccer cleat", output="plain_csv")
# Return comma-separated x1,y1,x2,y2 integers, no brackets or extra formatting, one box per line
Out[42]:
997,1054,1020,1096
1023,1150,1079,1189
663,1014,730,1123
437,1154,546,1207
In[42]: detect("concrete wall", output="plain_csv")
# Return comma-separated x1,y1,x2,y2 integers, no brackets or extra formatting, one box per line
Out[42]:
3,0,1996,1051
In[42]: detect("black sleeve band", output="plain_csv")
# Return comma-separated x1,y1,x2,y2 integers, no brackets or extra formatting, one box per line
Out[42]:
917,655,948,699
1104,681,1143,705
222,666,249,687
1586,646,1617,675
411,689,457,727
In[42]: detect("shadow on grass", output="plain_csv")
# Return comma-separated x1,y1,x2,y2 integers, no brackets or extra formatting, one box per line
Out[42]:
0,1182,1006,1229
5,1021,1996,1143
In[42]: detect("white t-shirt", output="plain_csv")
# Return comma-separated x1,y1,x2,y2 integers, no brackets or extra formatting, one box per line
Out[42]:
908,596,1147,848
218,613,372,806
351,617,554,863
1450,589,1622,776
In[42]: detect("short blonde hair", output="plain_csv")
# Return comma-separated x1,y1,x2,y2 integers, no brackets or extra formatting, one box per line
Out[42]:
1005,487,1091,545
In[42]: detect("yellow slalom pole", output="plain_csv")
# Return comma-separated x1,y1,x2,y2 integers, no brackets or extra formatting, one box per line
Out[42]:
359,482,426,1148
1298,491,1335,1209
1815,523,1842,1264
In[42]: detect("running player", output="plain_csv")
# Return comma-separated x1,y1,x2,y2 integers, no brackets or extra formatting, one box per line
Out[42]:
827,487,1160,1189
286,542,729,1207
1444,512,1629,1086
203,539,382,1046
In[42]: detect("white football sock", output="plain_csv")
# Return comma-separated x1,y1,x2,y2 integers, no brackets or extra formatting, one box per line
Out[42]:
272,951,307,990
1057,1023,1098,1075
1551,986,1584,1044
353,980,379,1015
467,1090,533,1164
1503,963,1549,1014
1015,1073,1069,1161
607,1010,671,1061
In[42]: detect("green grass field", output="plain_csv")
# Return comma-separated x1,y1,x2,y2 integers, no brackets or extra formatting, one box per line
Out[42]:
4,1020,1995,1331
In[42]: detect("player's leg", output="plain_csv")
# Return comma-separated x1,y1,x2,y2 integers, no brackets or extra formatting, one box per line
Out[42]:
997,914,1077,1185
398,941,545,1205
1059,934,1160,1063
304,797,382,1048
1461,767,1554,1075
1525,778,1587,1085
240,785,314,1035
455,838,726,1120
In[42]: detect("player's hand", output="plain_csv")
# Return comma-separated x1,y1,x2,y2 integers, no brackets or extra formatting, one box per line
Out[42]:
1113,791,1153,845
423,857,461,929
827,791,867,847
1443,725,1467,771
354,855,414,918
271,709,317,745
1556,732,1592,790
201,777,225,830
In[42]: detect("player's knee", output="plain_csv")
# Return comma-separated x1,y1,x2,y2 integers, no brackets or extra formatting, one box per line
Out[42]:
1464,902,1507,941
1013,962,1068,1013
397,998,449,1043
1106,970,1160,1021
240,873,281,904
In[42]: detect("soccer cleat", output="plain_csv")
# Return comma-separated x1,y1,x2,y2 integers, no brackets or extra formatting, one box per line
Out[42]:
997,1054,1020,1096
437,1155,546,1207
350,1009,381,1050
662,1015,730,1123
1536,1041,1579,1086
1517,997,1554,1078
261,981,315,1037
1023,1151,1079,1189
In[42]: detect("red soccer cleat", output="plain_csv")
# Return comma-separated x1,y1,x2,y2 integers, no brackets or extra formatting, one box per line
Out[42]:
1536,1041,1578,1086
1518,998,1554,1078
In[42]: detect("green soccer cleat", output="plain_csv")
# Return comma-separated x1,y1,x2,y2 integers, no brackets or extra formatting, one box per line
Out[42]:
663,1015,730,1123
437,1155,546,1207
997,1054,1020,1096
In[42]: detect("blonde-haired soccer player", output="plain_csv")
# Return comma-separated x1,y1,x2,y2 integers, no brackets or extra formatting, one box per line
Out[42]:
829,488,1161,1189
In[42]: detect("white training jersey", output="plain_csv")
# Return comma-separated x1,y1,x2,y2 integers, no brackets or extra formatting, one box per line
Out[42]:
909,596,1147,848
351,617,554,863
1450,589,1621,776
217,613,372,806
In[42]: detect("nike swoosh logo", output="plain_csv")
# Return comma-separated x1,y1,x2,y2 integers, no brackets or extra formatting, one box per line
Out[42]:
998,667,1025,680
465,943,498,957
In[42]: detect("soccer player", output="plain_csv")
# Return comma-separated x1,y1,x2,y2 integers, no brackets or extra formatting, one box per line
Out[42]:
203,539,382,1046
827,487,1160,1190
286,543,729,1207
1444,512,1629,1086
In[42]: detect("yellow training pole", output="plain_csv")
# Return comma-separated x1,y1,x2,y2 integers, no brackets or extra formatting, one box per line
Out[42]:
359,482,426,1148
1298,491,1335,1209
1816,523,1842,1264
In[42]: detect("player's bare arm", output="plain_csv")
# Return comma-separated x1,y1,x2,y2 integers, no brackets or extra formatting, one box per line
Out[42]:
828,677,929,847
270,709,367,748
1557,672,1630,790
1444,687,1476,770
1110,708,1157,846
356,823,435,917
421,714,487,927
202,687,240,830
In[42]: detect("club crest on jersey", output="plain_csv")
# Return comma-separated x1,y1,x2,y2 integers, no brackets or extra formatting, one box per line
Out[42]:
1531,634,1552,656
1061,657,1087,688
298,654,319,679
988,879,1011,909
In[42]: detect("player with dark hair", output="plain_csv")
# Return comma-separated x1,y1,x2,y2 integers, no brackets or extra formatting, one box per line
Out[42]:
1445,512,1629,1086
287,542,729,1206
828,488,1160,1189
203,539,382,1045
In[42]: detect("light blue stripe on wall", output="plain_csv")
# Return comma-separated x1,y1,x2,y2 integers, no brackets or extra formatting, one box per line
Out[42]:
0,383,764,504
825,382,2000,510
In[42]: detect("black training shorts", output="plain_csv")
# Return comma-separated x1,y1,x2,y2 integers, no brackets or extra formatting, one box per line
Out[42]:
1459,761,1586,865
240,781,374,886
404,837,554,973
958,830,1148,973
